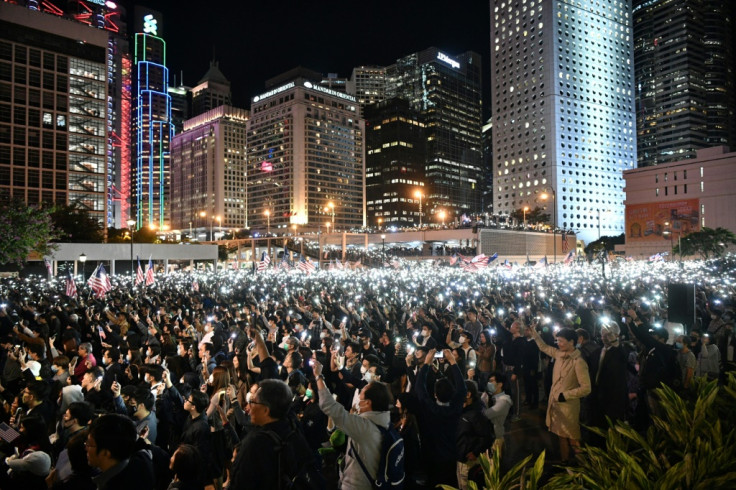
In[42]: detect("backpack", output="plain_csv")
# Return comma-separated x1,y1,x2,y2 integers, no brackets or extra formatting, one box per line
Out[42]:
264,418,325,490
351,422,405,490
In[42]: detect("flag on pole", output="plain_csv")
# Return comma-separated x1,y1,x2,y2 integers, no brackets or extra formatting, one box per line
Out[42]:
561,231,569,253
44,258,53,278
258,251,271,272
135,256,144,285
298,256,316,274
145,257,155,286
88,264,111,298
65,270,77,298
534,257,547,269
564,251,575,265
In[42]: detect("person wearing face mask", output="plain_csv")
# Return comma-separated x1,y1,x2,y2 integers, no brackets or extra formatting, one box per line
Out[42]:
674,335,696,390
51,402,93,480
481,372,512,451
127,386,158,445
357,328,379,360
591,322,628,432
51,355,71,386
100,347,124,393
695,333,720,380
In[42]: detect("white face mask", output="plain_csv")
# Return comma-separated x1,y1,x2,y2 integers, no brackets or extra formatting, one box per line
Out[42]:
459,336,467,344
319,332,327,339
487,381,497,394
245,392,253,404
208,374,214,384
360,366,368,375
364,371,374,383
205,324,212,333
126,354,131,362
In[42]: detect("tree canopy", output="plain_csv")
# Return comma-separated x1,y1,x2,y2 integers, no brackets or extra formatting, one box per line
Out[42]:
49,203,104,243
509,206,550,225
0,199,58,265
673,227,736,260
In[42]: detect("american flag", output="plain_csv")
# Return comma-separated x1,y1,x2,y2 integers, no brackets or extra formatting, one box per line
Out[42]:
352,259,361,269
449,254,459,266
87,264,112,299
461,261,478,272
534,257,547,269
145,257,155,286
390,258,401,269
336,260,344,270
258,251,271,271
649,253,664,262
562,231,569,253
470,253,487,263
503,259,512,269
0,422,21,443
65,270,77,298
135,256,144,285
297,256,316,274
564,251,575,265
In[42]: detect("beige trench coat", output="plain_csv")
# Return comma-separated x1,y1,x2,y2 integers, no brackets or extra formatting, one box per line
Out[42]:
532,329,591,440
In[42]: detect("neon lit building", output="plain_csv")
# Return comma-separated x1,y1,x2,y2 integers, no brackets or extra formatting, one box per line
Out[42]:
490,0,636,244
132,9,173,230
0,1,109,223
246,71,365,232
1,0,131,229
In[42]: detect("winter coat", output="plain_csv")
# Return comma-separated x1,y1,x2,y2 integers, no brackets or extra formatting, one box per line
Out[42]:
531,328,591,440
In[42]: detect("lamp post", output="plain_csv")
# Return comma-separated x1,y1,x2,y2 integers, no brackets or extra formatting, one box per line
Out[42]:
438,210,446,227
127,219,136,279
377,217,382,230
264,210,270,235
215,215,222,241
381,234,386,265
199,211,207,240
325,202,335,230
414,191,423,228
79,253,87,282
523,206,529,228
540,190,557,264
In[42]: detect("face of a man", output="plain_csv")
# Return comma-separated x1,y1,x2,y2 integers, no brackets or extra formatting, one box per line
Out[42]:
85,434,101,468
249,389,269,426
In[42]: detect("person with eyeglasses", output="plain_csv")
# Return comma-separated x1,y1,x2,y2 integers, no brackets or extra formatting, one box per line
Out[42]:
230,378,320,490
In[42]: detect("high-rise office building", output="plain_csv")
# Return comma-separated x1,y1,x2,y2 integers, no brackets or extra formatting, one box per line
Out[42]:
1,0,131,229
246,70,365,232
634,0,736,167
365,98,426,227
132,8,174,230
481,118,494,214
170,105,248,240
191,60,231,117
346,66,387,108
490,0,636,244
168,83,190,134
0,1,108,223
386,47,483,220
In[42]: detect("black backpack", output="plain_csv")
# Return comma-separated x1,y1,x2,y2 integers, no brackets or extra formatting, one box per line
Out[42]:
351,422,405,490
264,418,325,490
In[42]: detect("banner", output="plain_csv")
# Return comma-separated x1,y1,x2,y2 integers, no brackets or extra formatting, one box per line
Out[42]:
625,199,699,242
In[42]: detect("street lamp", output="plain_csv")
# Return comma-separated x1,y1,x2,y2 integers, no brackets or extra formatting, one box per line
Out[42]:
438,210,446,227
540,190,557,264
381,234,386,265
126,219,136,280
326,221,331,234
79,253,87,281
523,206,529,228
414,190,423,227
264,210,270,235
325,202,335,229
377,217,383,230
215,215,222,240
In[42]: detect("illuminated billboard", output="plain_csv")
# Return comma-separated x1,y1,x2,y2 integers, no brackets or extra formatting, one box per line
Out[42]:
625,199,700,242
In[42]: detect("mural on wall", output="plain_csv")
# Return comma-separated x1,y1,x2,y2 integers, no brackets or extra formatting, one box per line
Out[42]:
625,199,700,242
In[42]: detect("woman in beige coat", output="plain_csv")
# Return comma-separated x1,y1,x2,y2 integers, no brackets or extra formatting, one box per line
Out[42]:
530,323,591,462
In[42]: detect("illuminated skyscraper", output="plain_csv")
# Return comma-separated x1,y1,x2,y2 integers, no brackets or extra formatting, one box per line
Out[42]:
0,1,109,223
347,66,387,108
386,48,483,221
634,0,736,166
170,105,249,240
132,8,173,229
246,70,365,232
191,60,231,117
490,0,636,243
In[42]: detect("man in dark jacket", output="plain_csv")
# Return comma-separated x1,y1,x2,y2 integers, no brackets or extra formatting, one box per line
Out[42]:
230,379,319,489
456,380,491,489
416,348,467,487
496,320,524,419
180,390,216,485
86,414,155,490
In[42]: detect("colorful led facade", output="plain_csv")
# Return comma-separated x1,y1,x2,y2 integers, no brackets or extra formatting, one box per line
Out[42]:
133,23,173,230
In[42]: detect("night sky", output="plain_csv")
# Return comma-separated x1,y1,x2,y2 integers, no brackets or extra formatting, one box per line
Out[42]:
125,0,491,112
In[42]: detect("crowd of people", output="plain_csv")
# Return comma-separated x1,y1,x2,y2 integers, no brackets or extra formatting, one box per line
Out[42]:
0,253,734,489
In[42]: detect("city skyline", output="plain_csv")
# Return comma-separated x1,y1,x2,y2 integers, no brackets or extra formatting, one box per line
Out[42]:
133,0,492,111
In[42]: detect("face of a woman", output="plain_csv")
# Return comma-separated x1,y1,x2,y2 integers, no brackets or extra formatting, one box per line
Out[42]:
556,335,575,352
